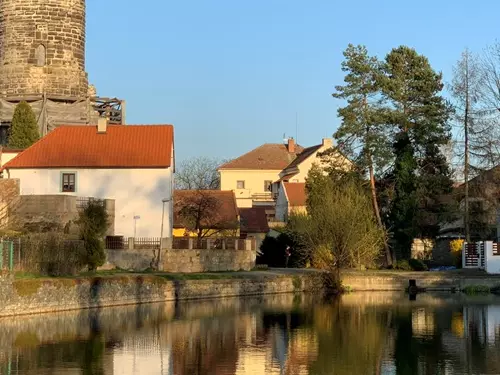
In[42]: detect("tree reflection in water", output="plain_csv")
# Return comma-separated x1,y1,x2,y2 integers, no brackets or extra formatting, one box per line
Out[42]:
4,293,500,374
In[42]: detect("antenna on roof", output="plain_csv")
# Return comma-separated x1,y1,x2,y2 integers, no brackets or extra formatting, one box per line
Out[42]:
295,112,298,144
283,133,287,144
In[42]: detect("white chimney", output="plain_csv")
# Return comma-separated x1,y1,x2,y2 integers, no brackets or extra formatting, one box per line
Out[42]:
322,138,333,148
97,117,108,134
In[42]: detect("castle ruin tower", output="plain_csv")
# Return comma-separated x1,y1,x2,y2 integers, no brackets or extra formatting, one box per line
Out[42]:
0,0,88,99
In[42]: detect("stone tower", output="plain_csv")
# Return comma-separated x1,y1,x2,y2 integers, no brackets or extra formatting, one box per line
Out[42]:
0,0,88,99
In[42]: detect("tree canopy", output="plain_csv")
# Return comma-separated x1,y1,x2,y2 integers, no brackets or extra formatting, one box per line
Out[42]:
8,101,40,149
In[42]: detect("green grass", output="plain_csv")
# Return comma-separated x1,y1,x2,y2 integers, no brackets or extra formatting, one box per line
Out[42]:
462,285,491,295
13,269,256,282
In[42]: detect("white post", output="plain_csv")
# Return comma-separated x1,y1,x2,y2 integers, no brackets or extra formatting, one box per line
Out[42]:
462,242,467,269
485,241,493,272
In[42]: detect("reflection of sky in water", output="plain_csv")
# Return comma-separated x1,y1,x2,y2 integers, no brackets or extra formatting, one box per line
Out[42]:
5,293,500,374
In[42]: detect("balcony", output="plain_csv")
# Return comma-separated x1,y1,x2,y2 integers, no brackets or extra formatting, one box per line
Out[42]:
251,192,276,202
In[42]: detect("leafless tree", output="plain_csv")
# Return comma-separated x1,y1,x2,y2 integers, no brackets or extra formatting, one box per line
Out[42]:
174,190,238,246
175,157,224,190
451,46,500,241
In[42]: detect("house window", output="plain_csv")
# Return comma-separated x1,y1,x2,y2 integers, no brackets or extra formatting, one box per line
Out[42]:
62,173,76,192
237,180,245,189
264,180,273,192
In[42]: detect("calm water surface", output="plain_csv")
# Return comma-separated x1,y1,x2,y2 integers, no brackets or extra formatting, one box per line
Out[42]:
1,292,500,374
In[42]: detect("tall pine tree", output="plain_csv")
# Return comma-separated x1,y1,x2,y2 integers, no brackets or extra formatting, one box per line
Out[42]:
380,46,453,258
333,44,393,265
8,101,40,149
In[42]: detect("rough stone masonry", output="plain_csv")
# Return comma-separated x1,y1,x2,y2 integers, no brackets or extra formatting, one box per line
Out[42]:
0,0,88,98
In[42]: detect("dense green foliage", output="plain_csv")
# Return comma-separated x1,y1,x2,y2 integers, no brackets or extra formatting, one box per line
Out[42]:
78,200,109,272
8,101,40,149
331,44,456,261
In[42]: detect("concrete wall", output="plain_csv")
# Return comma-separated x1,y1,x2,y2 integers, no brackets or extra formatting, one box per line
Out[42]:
6,167,174,237
0,273,321,317
220,169,280,208
0,0,88,98
106,247,257,272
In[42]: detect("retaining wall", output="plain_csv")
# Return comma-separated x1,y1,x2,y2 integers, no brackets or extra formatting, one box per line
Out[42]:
0,273,321,317
342,272,500,291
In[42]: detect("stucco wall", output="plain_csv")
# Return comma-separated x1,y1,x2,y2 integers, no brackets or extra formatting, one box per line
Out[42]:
275,183,289,222
6,167,173,237
220,169,279,208
0,151,19,167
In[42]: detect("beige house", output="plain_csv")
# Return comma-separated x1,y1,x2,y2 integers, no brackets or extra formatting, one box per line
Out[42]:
218,138,304,209
275,182,307,222
219,137,350,225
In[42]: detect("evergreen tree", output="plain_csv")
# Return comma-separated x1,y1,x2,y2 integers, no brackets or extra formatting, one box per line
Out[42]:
333,44,392,264
380,46,452,258
8,101,40,149
415,144,457,240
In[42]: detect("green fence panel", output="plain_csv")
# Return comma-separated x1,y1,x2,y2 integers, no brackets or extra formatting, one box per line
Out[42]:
9,241,13,271
0,242,3,270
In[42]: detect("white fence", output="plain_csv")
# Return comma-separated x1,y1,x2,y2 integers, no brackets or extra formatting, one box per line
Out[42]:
463,241,500,274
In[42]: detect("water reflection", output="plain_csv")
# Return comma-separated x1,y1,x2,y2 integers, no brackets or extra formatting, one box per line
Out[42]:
3,293,500,374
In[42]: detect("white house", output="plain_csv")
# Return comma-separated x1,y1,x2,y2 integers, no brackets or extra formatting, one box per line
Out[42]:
0,120,175,238
275,182,307,222
0,147,21,168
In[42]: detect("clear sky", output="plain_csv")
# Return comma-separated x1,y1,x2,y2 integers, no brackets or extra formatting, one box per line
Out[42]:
86,0,500,162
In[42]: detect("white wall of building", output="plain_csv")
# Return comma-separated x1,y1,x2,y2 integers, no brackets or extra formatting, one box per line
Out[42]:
275,184,289,222
0,151,19,168
6,167,174,238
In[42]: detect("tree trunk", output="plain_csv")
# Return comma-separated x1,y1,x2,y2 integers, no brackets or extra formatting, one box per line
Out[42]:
369,162,392,265
464,56,470,243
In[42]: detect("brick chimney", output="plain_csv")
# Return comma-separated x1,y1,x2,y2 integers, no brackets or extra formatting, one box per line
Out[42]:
287,138,295,153
97,117,108,134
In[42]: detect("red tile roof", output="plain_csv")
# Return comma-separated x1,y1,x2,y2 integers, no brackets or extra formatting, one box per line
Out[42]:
239,207,270,233
0,147,23,153
173,190,239,230
1,125,174,170
219,143,304,170
284,182,307,207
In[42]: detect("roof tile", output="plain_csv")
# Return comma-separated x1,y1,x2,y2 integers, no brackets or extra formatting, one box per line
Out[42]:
284,182,307,207
219,143,304,170
2,125,174,170
239,207,270,233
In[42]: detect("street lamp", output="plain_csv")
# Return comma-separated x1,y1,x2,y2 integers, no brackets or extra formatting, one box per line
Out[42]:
159,198,172,269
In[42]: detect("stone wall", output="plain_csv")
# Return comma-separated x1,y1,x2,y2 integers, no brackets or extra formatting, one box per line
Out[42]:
0,273,322,317
0,0,88,98
163,249,256,272
106,248,257,272
4,193,115,235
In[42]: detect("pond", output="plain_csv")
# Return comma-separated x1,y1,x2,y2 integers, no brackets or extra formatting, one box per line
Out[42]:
1,292,500,374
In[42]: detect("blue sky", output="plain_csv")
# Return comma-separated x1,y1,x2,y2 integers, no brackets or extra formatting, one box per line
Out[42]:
86,0,500,162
